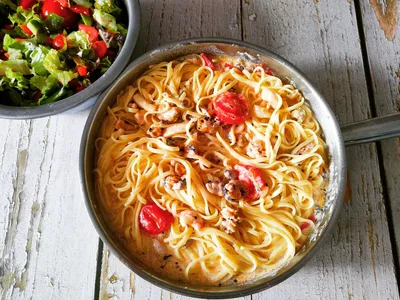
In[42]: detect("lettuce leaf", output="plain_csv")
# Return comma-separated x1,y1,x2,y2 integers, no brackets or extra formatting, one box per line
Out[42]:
4,68,29,91
30,45,50,76
0,59,31,75
43,49,78,85
93,9,118,32
94,0,121,16
67,31,90,50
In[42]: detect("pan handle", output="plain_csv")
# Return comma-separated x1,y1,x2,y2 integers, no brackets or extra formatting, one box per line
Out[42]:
340,113,400,146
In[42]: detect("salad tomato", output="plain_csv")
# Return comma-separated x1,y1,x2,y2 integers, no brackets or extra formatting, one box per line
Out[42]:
214,92,249,124
76,65,87,76
78,24,98,42
19,0,37,10
42,0,79,28
19,25,32,36
70,5,90,16
234,164,266,200
139,203,174,235
92,40,107,58
52,34,66,50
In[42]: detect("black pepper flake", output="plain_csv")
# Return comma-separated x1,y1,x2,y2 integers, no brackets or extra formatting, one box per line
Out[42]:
233,279,238,283
218,283,222,287
163,255,173,261
149,127,153,132
160,265,164,269
175,262,179,265
179,268,183,271
141,252,145,255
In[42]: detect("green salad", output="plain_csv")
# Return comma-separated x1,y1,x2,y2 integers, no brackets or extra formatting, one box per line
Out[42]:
0,0,127,106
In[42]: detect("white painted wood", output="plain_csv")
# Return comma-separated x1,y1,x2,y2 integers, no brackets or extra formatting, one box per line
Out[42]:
242,0,399,299
359,0,400,268
0,111,99,300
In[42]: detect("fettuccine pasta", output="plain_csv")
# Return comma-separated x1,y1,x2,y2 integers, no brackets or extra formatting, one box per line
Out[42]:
94,53,328,285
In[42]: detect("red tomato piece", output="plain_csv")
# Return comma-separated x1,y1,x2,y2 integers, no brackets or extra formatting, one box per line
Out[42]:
45,37,53,46
300,222,310,231
200,53,217,70
234,164,266,200
19,0,37,10
15,38,26,42
139,203,174,235
42,0,79,28
33,91,42,102
214,91,249,125
92,40,107,58
70,5,90,16
78,24,98,42
76,65,87,76
52,34,66,50
19,25,33,36
54,0,68,7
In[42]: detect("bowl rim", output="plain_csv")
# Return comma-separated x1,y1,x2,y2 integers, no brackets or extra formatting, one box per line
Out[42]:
0,0,141,120
80,37,346,299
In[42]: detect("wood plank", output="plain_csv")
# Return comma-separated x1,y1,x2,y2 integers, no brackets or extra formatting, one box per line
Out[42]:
0,112,99,299
98,1,250,299
359,0,400,269
242,0,399,299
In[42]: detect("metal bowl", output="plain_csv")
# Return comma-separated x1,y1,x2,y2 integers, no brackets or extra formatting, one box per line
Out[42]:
80,38,346,298
0,0,140,120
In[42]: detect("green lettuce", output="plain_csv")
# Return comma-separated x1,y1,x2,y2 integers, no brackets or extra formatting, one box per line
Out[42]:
93,9,118,32
43,49,78,85
67,31,90,50
30,45,50,76
4,68,29,91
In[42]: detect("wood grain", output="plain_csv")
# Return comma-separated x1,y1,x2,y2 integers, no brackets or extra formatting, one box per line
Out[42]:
242,0,398,299
359,0,400,272
0,112,99,300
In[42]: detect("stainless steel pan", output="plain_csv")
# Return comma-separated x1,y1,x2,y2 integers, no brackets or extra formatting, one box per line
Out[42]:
79,38,400,299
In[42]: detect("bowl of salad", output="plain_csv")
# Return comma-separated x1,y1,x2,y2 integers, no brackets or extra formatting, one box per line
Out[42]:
0,0,140,119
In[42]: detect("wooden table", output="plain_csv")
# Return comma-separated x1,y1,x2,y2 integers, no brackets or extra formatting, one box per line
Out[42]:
1,0,400,299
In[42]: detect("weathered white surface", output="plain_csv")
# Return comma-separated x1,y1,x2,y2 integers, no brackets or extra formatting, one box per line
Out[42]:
243,0,398,299
0,0,399,300
0,112,99,300
359,0,400,267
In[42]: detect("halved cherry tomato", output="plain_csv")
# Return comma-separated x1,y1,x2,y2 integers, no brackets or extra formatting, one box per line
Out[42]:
214,91,249,125
19,25,33,36
52,34,66,50
200,53,217,70
92,40,107,58
54,0,68,7
76,65,87,76
19,0,37,10
78,24,98,42
42,0,79,28
70,5,90,16
139,203,174,235
234,164,266,200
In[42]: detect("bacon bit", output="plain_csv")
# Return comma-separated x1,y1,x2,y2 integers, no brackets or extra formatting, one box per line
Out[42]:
221,207,242,234
163,175,186,190
205,180,224,196
196,116,220,134
200,53,217,71
148,126,163,137
179,210,204,231
134,110,146,126
223,180,248,201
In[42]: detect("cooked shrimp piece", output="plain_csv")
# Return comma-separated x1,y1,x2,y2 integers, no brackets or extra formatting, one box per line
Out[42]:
223,180,248,201
179,210,204,231
246,138,265,158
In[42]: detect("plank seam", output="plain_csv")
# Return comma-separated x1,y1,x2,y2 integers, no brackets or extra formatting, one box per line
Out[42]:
93,238,104,300
354,0,400,295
